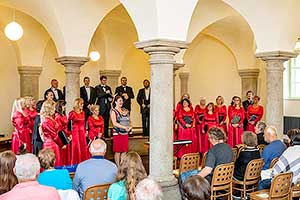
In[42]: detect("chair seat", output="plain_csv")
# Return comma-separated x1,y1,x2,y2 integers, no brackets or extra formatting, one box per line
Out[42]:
250,189,270,200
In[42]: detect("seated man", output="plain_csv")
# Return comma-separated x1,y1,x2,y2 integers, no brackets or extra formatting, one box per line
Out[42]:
1,153,60,200
135,178,163,200
259,129,300,190
73,139,117,199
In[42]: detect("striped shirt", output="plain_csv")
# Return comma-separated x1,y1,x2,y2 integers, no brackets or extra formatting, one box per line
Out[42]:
272,145,300,184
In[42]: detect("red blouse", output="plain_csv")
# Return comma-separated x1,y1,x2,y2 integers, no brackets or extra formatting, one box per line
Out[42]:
41,117,60,144
247,105,264,123
228,106,245,126
194,105,206,124
87,115,104,140
215,105,227,124
177,107,195,128
12,111,31,142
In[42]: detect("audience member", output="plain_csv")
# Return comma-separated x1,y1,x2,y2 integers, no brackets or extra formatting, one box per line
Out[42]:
182,176,210,200
108,151,147,200
37,148,72,190
73,139,117,199
44,79,64,101
254,121,268,145
80,77,97,121
261,126,286,170
137,79,150,136
135,178,163,200
115,77,135,112
0,151,18,195
233,131,260,181
0,153,60,200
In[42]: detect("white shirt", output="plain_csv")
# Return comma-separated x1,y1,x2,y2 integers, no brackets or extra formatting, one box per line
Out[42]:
85,87,91,101
145,88,150,100
51,87,59,100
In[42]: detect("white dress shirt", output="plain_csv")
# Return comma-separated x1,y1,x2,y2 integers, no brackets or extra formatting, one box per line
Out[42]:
85,87,91,101
145,88,150,101
51,87,59,100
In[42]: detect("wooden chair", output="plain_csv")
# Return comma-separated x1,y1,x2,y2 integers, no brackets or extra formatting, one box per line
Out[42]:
69,172,75,179
211,162,235,200
257,144,266,154
232,147,238,162
173,153,200,177
292,181,300,198
200,152,207,169
83,183,111,200
249,172,293,200
233,158,264,199
269,157,279,169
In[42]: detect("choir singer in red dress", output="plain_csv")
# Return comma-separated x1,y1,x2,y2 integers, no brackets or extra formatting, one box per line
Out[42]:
228,96,245,146
202,102,218,153
246,96,264,132
11,98,31,154
40,100,61,166
54,100,72,166
194,97,206,153
88,105,104,141
69,98,88,164
24,96,37,153
177,98,197,158
215,96,227,133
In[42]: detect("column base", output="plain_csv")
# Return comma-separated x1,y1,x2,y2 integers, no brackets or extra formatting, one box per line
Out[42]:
161,183,181,200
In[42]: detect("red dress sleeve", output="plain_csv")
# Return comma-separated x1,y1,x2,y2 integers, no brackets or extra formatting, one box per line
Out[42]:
223,105,227,123
88,116,95,140
239,108,245,126
13,112,28,143
177,109,187,127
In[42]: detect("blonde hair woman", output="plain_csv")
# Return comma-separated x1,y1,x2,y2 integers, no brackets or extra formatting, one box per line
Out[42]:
40,100,61,166
69,98,88,164
11,98,31,154
108,151,147,200
87,105,104,141
24,96,37,152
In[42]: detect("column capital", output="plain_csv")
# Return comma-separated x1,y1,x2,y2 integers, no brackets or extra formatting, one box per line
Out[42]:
256,51,297,61
238,68,260,78
99,69,122,78
55,56,89,66
174,62,185,72
179,72,190,79
18,66,42,76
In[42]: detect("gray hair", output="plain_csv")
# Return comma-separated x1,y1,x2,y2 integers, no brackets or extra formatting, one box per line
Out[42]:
89,139,107,154
135,178,163,200
265,125,277,136
15,154,40,181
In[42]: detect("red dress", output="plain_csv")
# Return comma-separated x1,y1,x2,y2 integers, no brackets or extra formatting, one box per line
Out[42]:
246,105,264,132
177,107,197,158
69,111,88,164
11,111,31,154
54,113,71,166
194,105,206,153
202,112,218,153
215,105,227,132
41,117,61,166
24,108,37,153
228,106,245,147
87,116,104,140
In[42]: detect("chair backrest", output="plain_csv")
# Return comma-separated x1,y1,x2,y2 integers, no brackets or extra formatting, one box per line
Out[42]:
257,144,266,154
269,172,292,199
200,152,207,169
244,158,264,181
232,148,238,162
179,153,200,174
269,157,279,169
211,162,234,187
292,181,300,198
83,183,111,200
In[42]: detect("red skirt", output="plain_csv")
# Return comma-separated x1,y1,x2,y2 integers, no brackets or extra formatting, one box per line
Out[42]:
11,132,21,154
43,140,61,166
177,127,197,158
113,134,128,152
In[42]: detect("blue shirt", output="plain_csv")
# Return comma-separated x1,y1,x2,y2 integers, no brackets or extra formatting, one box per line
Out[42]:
38,169,72,190
108,180,127,200
261,140,286,170
73,156,118,199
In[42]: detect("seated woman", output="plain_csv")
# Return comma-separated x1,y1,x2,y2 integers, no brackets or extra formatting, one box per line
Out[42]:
0,151,18,195
233,131,260,181
108,151,147,200
37,148,72,190
182,175,210,200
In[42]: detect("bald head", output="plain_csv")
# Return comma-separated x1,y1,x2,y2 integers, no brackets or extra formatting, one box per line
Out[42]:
264,125,278,143
89,139,106,156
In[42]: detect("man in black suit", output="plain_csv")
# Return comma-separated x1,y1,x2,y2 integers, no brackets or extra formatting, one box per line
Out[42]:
44,79,64,101
80,77,97,121
137,79,150,136
115,77,134,112
95,75,113,138
242,90,254,130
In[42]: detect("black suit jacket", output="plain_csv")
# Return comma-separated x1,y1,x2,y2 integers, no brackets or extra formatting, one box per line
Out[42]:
95,85,113,115
44,88,64,101
80,86,97,108
115,86,134,111
242,100,253,112
137,88,150,113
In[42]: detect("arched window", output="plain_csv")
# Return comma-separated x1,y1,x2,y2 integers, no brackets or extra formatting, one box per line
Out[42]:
284,56,300,99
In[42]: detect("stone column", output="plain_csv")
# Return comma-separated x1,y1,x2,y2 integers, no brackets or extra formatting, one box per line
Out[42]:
18,66,42,99
56,56,89,113
135,39,188,199
238,68,260,98
256,51,297,137
173,63,185,107
179,72,189,96
99,69,121,92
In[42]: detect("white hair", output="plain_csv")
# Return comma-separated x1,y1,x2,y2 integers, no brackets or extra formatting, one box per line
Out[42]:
89,139,107,154
265,125,278,136
135,178,163,200
15,154,40,181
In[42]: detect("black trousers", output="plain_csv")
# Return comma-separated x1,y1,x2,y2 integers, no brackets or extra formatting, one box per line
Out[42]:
101,111,110,138
142,111,150,136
